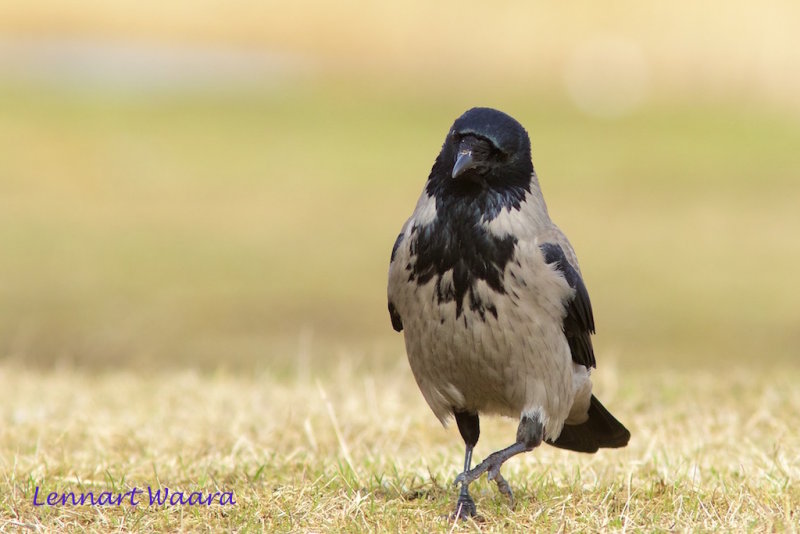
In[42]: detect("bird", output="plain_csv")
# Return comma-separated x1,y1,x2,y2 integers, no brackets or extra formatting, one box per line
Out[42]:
387,107,630,519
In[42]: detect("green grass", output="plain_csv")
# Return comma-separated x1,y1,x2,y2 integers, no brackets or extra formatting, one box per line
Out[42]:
1,81,798,370
1,77,799,530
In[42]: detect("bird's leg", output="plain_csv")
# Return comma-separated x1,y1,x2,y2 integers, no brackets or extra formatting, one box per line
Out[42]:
452,411,479,519
453,414,543,507
453,443,477,518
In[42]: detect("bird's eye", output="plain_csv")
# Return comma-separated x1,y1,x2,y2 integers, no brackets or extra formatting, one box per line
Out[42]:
489,145,507,161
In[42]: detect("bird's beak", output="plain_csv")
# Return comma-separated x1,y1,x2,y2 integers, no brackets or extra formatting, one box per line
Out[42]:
452,149,478,179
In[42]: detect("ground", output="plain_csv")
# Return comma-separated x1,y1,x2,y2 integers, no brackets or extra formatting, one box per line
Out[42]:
2,361,798,531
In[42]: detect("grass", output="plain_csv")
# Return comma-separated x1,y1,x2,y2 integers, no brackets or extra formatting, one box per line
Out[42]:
2,361,798,531
1,81,798,371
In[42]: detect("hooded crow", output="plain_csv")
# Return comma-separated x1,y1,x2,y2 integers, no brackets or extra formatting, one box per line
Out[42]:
387,107,629,519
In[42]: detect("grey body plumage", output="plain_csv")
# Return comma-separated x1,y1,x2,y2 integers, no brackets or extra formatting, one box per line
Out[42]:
387,107,629,518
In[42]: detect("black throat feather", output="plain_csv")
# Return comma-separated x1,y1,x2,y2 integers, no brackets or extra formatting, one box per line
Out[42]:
408,157,531,319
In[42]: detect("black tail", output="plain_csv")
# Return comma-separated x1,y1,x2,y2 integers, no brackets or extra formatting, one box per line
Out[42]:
546,395,630,453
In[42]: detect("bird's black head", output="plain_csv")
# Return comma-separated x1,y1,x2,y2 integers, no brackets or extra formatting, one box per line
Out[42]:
427,108,533,197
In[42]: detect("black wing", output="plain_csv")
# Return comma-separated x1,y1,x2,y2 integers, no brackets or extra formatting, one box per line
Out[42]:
388,302,403,332
539,243,596,368
388,233,404,332
390,232,403,262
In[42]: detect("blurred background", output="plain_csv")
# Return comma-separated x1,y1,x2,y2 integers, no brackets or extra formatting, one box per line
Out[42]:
1,1,798,374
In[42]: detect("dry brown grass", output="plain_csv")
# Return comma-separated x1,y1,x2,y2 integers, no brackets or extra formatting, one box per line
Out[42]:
2,360,798,532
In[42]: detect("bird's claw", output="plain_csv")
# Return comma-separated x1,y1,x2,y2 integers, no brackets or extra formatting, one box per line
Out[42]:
494,472,515,508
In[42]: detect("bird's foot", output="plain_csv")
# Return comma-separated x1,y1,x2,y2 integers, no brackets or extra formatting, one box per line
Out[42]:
450,492,477,520
453,449,517,508
453,449,508,487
